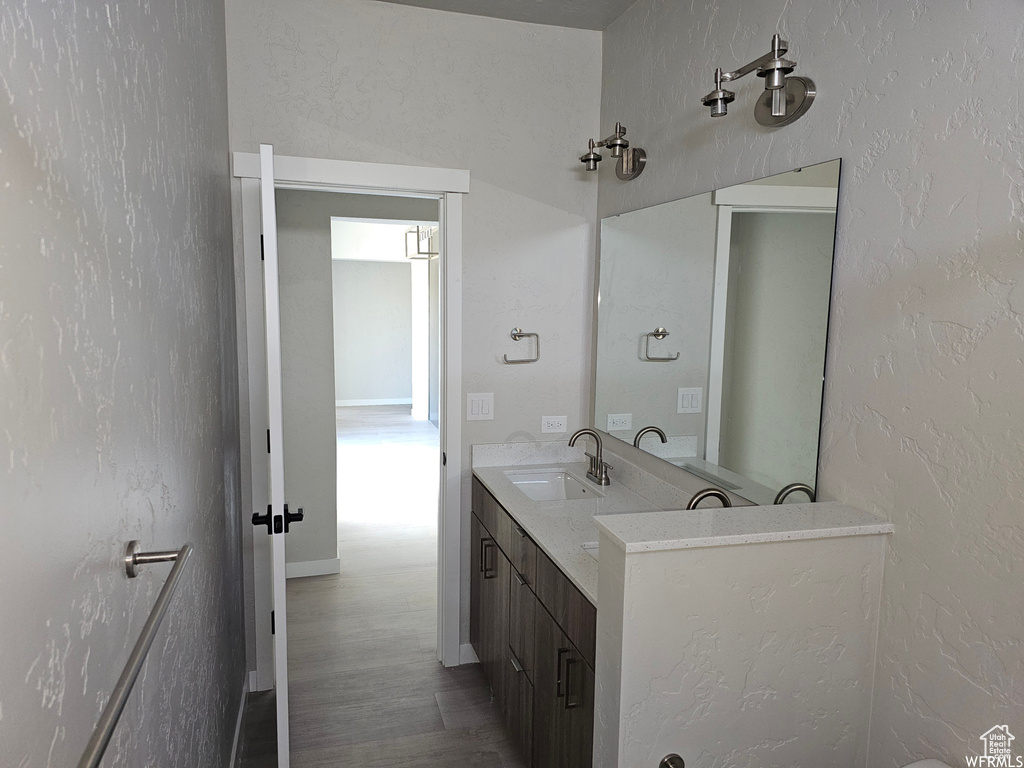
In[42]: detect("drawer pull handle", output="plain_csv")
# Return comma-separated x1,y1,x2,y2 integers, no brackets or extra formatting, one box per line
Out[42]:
510,653,524,674
565,657,579,709
482,540,497,579
479,537,490,574
514,523,527,538
514,571,527,586
556,647,570,697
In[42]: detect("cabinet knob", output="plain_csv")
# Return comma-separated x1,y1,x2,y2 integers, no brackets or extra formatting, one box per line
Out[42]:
660,756,685,768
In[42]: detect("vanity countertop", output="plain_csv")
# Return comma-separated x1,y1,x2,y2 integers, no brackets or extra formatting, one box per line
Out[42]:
595,502,894,554
472,442,894,605
472,462,661,603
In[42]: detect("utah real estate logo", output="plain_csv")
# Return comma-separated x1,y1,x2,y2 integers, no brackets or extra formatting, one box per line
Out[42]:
966,726,1022,767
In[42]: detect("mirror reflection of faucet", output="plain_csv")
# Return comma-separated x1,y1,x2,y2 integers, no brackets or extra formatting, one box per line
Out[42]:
774,482,815,504
568,428,613,486
686,487,732,510
633,425,667,448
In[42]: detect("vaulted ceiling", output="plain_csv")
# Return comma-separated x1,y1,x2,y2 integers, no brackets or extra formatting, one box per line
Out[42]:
375,0,637,30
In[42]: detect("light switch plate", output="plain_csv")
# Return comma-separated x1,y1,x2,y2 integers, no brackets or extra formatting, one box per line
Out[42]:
467,393,494,421
677,387,702,414
607,413,632,431
541,416,567,434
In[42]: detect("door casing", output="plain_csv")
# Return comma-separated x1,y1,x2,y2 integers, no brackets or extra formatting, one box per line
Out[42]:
232,151,469,686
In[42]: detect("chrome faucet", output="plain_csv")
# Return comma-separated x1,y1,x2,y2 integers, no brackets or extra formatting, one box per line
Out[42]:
633,425,667,448
686,487,732,510
774,482,815,504
568,428,612,486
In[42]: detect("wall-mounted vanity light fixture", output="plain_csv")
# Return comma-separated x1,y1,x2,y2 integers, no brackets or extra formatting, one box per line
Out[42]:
701,34,815,127
580,122,647,180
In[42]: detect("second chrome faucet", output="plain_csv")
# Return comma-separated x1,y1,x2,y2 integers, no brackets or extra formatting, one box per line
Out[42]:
568,428,613,486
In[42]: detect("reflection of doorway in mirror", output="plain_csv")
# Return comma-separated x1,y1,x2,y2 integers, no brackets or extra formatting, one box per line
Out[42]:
715,210,835,490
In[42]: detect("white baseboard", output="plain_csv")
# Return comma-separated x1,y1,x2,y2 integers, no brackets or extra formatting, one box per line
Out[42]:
228,671,249,767
285,557,341,579
336,398,412,407
459,643,480,665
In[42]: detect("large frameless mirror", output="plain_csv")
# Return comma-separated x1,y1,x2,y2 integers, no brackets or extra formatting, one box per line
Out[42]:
594,159,841,504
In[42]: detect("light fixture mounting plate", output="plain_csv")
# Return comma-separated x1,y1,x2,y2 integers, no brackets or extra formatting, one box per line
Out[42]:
615,148,647,181
754,76,816,127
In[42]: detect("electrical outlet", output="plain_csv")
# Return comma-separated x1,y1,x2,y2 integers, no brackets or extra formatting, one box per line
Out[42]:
677,387,702,414
607,413,632,431
467,393,494,421
541,416,567,434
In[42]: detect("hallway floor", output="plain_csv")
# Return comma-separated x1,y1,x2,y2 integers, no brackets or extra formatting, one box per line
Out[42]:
238,406,526,767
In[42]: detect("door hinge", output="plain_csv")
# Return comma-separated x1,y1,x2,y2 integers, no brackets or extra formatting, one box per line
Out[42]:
267,429,271,454
271,610,275,635
260,234,265,262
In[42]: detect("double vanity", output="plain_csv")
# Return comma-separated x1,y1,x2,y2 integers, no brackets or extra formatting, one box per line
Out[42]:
471,439,893,768
469,158,894,767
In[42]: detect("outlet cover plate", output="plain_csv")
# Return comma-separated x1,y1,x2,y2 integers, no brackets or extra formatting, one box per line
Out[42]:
607,413,632,431
467,393,494,421
541,416,567,434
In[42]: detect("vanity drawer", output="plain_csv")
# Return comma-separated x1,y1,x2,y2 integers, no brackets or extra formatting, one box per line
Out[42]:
509,566,537,682
508,519,538,587
473,477,512,555
535,549,597,668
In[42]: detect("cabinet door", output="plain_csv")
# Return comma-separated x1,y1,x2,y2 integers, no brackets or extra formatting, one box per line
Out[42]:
481,536,510,705
470,514,483,655
505,650,534,764
563,649,594,768
533,606,593,768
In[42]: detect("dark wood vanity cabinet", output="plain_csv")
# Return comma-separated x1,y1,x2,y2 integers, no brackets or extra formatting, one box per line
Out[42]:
471,476,595,768
533,603,595,768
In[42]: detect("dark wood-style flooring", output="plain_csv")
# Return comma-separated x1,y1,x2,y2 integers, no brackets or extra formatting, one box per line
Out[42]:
237,406,526,767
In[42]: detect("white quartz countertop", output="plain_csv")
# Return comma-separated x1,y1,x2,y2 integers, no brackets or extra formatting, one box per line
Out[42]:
472,462,662,603
472,443,894,605
596,502,894,553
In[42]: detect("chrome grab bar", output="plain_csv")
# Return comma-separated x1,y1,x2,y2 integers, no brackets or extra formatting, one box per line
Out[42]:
643,327,680,361
77,541,193,768
503,327,540,364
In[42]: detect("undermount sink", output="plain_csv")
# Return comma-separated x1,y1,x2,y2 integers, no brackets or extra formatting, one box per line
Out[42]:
505,469,605,502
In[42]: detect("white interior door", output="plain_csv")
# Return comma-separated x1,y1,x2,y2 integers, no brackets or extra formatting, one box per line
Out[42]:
258,143,291,766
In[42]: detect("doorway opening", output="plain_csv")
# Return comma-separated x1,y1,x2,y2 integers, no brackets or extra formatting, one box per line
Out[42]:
232,150,468,765
330,215,441,543
327,212,444,694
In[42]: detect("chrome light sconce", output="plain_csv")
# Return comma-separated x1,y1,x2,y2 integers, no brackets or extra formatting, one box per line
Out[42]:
701,34,815,127
580,122,647,180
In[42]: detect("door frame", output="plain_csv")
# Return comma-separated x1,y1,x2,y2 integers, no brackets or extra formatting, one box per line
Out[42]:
232,151,469,679
705,183,837,463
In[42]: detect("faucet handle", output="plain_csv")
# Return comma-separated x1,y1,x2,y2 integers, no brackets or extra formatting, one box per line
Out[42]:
598,461,613,486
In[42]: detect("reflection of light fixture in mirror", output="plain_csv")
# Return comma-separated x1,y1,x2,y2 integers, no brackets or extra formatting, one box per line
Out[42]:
405,225,439,260
579,122,647,180
701,34,815,127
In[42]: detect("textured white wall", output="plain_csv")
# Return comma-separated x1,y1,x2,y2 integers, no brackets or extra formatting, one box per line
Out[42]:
333,260,413,402
596,534,886,768
224,0,602,641
601,2,1024,764
0,0,244,765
